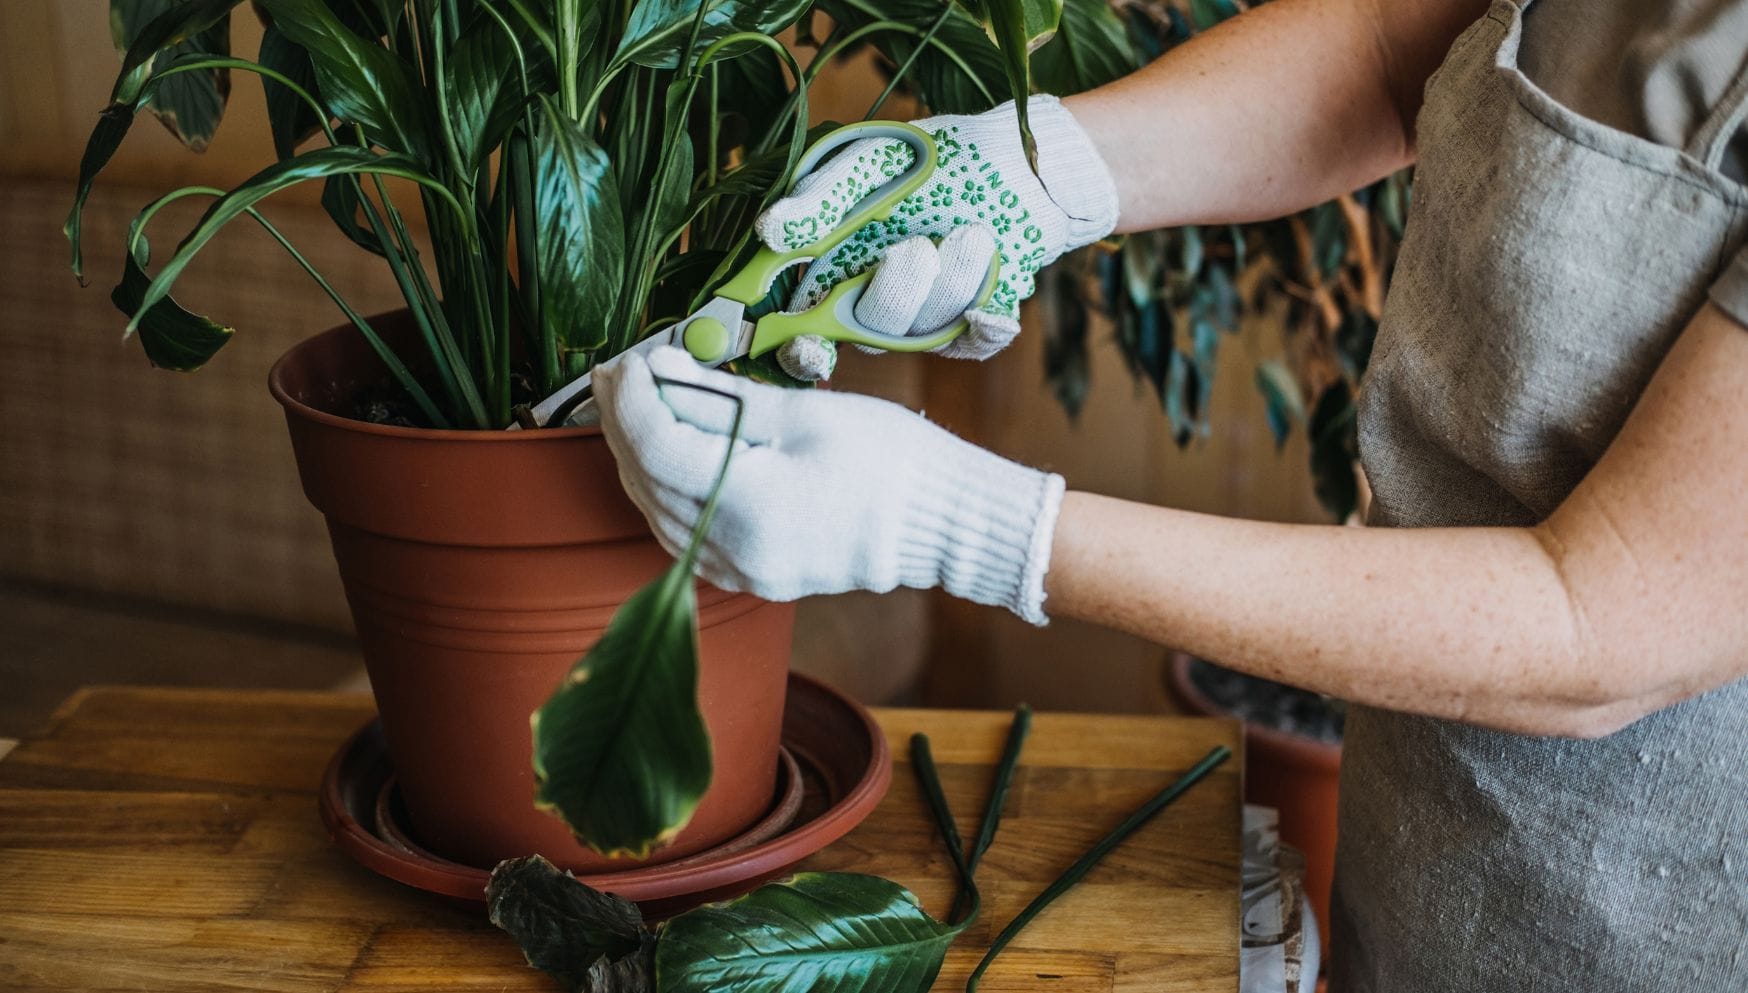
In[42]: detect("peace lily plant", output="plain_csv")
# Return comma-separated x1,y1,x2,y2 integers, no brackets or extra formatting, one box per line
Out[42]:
74,0,1118,853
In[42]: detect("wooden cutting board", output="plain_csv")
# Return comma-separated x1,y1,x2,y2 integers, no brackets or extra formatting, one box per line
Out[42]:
0,686,1242,992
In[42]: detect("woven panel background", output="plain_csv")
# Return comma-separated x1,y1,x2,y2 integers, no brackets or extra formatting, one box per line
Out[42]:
1,179,406,631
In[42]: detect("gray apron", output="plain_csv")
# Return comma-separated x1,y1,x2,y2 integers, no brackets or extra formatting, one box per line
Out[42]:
1332,1,1748,990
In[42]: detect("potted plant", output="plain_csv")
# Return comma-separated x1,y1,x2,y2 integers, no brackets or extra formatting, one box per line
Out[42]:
69,0,1139,867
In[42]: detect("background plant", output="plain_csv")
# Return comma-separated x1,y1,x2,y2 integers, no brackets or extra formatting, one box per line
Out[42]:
1040,0,1407,522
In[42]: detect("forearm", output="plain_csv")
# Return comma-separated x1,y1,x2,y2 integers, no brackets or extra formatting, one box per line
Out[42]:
1064,0,1486,231
1043,493,1634,737
1042,305,1748,740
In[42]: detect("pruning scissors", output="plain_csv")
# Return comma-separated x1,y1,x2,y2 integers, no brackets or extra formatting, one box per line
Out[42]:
511,120,1001,429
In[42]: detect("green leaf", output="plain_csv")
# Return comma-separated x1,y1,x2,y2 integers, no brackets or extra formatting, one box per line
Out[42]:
444,11,554,179
110,0,235,151
1188,0,1240,31
1254,359,1303,449
705,44,787,152
256,0,433,161
1308,381,1359,520
820,0,1008,114
255,2,383,160
256,22,324,159
967,0,1061,168
487,855,656,993
657,873,961,993
320,171,384,254
1030,0,1135,94
613,0,811,70
531,96,625,371
121,146,458,335
531,552,710,857
66,105,137,282
108,0,243,105
111,233,236,371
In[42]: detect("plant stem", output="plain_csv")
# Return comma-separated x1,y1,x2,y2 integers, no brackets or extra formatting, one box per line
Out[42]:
965,745,1233,993
865,3,955,120
910,733,980,931
949,704,1031,924
647,379,746,571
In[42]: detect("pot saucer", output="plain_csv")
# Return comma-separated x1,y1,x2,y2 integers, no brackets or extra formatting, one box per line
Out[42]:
318,672,892,915
370,746,806,871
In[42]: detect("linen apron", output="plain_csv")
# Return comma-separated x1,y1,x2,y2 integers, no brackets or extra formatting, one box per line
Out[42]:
1331,2,1748,990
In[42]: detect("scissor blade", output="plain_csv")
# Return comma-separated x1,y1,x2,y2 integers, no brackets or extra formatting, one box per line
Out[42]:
507,330,678,430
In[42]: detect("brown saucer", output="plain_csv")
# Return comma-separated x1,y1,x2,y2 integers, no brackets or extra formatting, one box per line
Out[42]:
319,672,891,915
371,746,806,871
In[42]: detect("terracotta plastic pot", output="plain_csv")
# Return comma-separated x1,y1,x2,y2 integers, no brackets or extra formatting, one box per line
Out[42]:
270,313,794,872
1166,652,1340,964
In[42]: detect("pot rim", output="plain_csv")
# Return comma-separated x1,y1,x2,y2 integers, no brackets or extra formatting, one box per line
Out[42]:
1166,651,1341,767
268,320,605,442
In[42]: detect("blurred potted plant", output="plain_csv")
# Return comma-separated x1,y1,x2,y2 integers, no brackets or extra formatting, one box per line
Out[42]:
67,0,1132,869
1034,0,1408,950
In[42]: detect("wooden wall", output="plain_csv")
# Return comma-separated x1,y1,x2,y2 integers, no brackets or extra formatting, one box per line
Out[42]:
0,2,1324,710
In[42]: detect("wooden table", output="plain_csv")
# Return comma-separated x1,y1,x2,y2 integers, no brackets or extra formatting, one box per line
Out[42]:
0,687,1243,993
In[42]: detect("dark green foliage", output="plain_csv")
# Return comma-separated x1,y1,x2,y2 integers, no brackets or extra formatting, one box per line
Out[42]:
1032,0,1135,99
257,0,436,162
531,98,625,375
107,0,242,138
613,0,811,70
113,235,236,370
657,873,963,993
1030,0,1408,522
1308,379,1359,521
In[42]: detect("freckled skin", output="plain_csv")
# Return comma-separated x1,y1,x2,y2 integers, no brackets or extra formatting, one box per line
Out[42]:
1033,0,1748,738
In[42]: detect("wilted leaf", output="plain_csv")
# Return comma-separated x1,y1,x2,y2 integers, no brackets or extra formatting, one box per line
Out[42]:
110,0,235,151
657,873,961,993
531,547,709,857
66,106,137,282
108,0,242,105
487,856,655,993
111,233,235,370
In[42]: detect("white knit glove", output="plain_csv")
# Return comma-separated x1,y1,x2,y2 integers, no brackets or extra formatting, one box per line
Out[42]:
757,96,1119,379
593,346,1066,625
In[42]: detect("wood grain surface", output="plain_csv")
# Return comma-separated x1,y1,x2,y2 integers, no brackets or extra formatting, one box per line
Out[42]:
0,687,1242,993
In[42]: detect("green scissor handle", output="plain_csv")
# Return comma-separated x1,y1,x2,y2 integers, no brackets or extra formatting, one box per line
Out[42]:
714,121,938,306
747,247,1002,357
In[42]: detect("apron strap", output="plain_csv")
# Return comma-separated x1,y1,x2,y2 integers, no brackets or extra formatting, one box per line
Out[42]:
1687,61,1748,169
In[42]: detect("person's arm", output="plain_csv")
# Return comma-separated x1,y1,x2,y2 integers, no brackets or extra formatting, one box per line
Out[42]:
1045,303,1748,739
1065,0,1488,231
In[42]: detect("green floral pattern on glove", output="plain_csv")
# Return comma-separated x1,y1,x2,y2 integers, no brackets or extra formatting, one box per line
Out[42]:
770,124,1055,320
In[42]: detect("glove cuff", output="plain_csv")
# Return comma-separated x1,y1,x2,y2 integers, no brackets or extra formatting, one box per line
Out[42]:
891,430,1065,625
1026,95,1120,250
